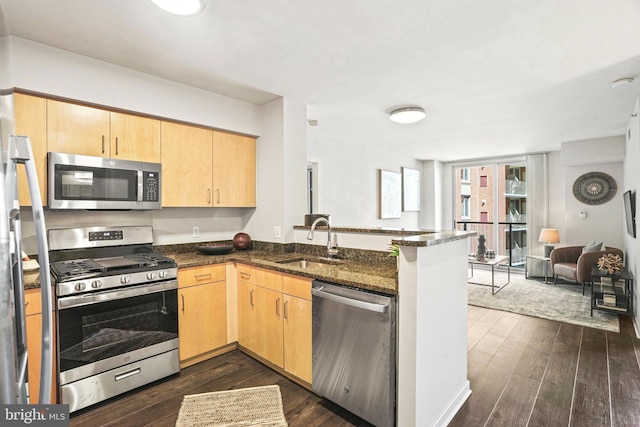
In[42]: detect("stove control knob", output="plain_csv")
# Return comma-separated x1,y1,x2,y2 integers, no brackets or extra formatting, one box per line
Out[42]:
159,270,168,279
91,280,103,289
75,282,86,292
120,275,131,284
146,272,156,280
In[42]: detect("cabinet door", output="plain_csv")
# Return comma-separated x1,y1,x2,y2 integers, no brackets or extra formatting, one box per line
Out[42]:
283,294,312,384
14,93,48,206
255,286,284,367
47,100,110,157
212,132,256,207
161,121,213,207
110,113,160,162
237,280,258,352
25,289,57,403
178,281,227,361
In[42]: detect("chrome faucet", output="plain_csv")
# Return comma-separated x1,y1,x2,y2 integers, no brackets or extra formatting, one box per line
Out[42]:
307,217,339,259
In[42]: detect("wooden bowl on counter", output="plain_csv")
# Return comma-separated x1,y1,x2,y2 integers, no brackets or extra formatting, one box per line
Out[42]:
195,244,234,255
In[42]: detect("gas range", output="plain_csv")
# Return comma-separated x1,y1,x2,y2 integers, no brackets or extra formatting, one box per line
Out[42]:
49,226,180,413
48,226,177,297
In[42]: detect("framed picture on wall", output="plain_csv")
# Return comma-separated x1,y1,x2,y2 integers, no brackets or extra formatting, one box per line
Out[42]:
402,167,421,211
379,169,402,219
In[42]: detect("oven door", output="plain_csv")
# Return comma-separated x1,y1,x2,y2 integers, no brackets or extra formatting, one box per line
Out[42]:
57,280,178,385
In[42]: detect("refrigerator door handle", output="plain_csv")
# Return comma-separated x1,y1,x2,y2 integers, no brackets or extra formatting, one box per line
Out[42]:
10,136,53,404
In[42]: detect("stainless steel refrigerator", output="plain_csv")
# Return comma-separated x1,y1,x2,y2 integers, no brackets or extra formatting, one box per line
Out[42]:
0,118,53,404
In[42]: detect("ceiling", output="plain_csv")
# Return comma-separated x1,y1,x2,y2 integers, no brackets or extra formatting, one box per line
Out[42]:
1,0,640,161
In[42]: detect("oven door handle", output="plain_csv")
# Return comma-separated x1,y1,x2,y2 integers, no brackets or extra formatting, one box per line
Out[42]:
57,280,178,310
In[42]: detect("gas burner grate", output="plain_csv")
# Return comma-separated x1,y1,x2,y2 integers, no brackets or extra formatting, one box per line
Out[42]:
51,259,104,279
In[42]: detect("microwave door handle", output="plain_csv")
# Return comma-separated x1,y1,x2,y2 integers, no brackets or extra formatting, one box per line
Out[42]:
11,136,54,404
137,170,144,202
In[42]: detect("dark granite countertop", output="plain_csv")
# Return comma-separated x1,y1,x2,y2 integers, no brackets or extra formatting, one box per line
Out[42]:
391,230,477,247
24,248,397,295
168,250,398,295
293,225,434,235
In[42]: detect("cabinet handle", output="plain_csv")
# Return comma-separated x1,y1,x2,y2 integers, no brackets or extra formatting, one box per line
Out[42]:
284,300,289,320
216,189,220,204
240,272,252,280
195,273,212,281
276,297,281,316
181,293,185,313
115,137,119,155
208,189,211,204
249,289,254,307
101,135,105,154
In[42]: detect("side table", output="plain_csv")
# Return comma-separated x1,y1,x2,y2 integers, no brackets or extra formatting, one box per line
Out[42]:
525,255,551,284
468,255,510,295
590,266,633,317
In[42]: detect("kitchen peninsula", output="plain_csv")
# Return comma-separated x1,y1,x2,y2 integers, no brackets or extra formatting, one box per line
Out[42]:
171,227,476,427
393,231,475,427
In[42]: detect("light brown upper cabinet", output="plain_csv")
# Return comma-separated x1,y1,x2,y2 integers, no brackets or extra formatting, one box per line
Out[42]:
161,123,256,208
109,112,160,162
14,93,48,206
161,121,213,207
212,131,256,207
47,100,111,157
47,100,160,162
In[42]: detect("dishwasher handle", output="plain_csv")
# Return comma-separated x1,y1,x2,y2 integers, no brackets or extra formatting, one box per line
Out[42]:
312,286,389,313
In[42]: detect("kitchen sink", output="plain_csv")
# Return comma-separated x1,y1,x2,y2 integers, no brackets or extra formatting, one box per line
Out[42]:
277,258,340,270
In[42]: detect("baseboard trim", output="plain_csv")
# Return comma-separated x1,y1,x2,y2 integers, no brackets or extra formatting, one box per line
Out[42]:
432,380,472,427
634,317,640,339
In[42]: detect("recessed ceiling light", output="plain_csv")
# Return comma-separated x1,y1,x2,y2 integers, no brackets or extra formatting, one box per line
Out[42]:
389,107,426,124
611,77,634,88
150,0,207,16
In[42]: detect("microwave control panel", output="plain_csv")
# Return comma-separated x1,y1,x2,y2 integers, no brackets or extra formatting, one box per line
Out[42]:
143,171,160,202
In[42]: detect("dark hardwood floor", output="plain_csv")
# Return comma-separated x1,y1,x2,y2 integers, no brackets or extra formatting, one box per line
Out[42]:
450,306,640,427
69,349,373,427
70,306,640,427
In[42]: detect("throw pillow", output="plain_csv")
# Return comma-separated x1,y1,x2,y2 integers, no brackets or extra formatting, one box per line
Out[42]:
582,241,603,253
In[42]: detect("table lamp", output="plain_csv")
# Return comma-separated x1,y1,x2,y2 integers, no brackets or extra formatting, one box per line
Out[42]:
539,228,560,257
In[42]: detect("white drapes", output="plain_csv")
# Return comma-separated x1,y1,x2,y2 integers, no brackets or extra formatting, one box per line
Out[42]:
526,153,549,257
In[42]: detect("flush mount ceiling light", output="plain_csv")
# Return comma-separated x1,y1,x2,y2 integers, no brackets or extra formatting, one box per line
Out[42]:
611,77,634,88
389,107,426,124
150,0,207,16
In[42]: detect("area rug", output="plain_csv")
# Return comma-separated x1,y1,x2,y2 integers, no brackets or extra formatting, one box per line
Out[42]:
175,385,288,427
467,268,620,333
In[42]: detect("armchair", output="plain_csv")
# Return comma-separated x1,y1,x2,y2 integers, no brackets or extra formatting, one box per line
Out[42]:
550,246,624,295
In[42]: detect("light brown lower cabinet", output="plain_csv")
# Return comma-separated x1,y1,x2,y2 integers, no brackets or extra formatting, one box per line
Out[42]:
237,279,258,352
178,265,227,362
25,288,57,403
236,265,312,384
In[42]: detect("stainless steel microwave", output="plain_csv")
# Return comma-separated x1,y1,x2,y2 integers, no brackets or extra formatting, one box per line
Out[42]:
47,152,161,210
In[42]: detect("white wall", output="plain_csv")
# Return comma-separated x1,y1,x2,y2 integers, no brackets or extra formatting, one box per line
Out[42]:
307,124,423,228
624,98,640,334
7,37,261,135
548,136,626,250
243,97,307,243
420,160,446,230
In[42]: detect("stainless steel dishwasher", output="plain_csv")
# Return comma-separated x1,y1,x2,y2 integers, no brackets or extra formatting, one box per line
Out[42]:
312,280,396,427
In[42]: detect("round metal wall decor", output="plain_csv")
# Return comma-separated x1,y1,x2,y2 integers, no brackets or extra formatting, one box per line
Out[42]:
572,172,617,205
